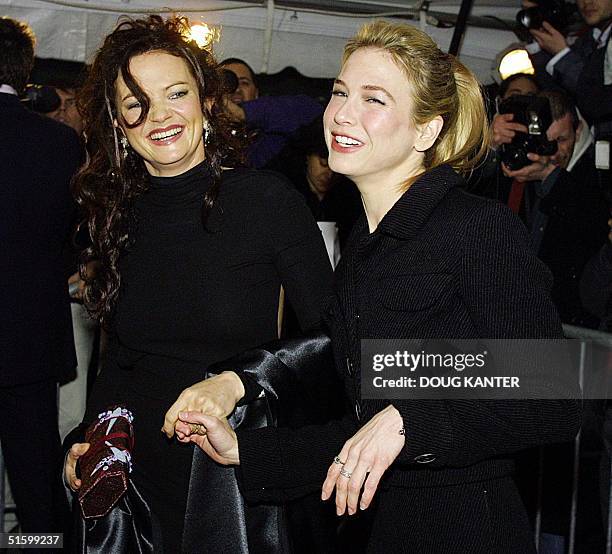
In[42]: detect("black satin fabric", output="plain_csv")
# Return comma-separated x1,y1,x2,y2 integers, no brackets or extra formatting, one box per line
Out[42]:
182,331,339,554
73,481,158,553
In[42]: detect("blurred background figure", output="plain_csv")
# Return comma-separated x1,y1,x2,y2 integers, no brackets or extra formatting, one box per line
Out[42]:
0,16,81,535
523,0,612,141
41,75,99,441
219,57,259,104
46,85,84,136
478,89,607,327
219,57,323,169
272,116,362,256
467,72,540,195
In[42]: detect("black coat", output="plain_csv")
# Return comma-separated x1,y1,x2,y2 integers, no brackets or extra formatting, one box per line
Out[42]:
530,30,612,138
228,165,581,553
0,93,81,386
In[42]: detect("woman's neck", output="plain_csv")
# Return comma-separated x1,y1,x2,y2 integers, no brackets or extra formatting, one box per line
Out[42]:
360,187,402,233
356,171,422,233
352,153,425,232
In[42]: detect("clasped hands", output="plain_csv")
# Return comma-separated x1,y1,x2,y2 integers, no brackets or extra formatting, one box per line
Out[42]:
161,371,244,464
173,396,406,516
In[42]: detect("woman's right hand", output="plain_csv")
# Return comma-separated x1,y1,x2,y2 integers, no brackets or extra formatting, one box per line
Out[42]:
162,372,245,438
64,442,90,491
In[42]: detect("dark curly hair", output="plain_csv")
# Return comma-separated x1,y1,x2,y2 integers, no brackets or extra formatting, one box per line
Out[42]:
74,15,245,326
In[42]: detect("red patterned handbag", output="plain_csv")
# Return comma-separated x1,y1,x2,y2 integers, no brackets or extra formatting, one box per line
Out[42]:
77,406,134,519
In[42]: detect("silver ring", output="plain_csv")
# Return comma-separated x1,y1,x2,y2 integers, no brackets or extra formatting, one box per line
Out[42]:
339,468,352,479
333,456,345,465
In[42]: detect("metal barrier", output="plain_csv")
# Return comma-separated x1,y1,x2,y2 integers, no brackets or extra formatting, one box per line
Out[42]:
559,324,612,554
0,447,16,533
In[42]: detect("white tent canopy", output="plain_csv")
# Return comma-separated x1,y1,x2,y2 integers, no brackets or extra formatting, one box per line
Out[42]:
1,0,523,84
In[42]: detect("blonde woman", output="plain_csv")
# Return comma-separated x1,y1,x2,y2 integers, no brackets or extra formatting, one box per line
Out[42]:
177,21,580,553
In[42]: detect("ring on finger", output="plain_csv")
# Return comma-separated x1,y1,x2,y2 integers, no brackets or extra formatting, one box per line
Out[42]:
339,468,352,479
333,456,345,465
189,423,207,435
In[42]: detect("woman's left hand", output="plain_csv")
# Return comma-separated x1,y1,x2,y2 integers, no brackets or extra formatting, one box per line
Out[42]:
321,405,405,516
175,410,240,465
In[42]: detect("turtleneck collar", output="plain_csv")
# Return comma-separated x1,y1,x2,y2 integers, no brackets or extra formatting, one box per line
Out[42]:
145,160,214,207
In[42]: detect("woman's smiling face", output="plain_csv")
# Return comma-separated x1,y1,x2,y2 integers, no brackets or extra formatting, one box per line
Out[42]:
115,50,206,177
323,47,425,188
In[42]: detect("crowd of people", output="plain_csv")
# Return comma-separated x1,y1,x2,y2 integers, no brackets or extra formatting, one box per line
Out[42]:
1,1,611,552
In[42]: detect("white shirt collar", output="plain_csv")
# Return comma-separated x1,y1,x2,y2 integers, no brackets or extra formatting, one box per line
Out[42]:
592,23,612,47
0,84,18,96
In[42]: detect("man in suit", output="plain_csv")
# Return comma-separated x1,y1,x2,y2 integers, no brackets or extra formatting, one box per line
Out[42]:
0,17,81,533
524,0,612,139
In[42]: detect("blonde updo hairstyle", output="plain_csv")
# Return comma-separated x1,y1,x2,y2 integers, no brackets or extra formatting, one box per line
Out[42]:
343,21,489,179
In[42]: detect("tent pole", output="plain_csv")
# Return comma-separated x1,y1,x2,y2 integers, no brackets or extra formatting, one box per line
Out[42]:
448,0,474,56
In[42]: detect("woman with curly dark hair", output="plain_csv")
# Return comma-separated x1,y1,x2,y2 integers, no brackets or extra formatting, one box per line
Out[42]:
63,15,332,551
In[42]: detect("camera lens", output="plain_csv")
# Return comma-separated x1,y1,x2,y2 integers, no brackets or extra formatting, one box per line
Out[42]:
22,85,61,113
516,7,545,29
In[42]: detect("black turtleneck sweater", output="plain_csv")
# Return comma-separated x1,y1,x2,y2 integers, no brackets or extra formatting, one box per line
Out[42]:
84,161,332,551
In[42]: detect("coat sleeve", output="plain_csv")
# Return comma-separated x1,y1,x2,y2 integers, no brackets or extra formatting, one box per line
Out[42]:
235,417,357,504
388,202,581,468
264,174,333,332
206,332,354,504
231,173,333,403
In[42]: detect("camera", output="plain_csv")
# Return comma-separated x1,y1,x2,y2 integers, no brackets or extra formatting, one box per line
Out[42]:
20,84,61,113
516,0,577,34
220,69,239,95
499,95,558,171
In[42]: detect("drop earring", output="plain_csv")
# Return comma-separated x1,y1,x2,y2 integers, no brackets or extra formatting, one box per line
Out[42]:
203,120,211,145
119,136,129,159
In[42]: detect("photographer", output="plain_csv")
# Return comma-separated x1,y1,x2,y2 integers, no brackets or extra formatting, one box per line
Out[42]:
468,73,539,196
219,57,323,169
522,0,612,137
491,73,540,149
502,90,608,327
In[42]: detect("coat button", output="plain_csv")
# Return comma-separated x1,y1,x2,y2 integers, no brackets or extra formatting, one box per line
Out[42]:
345,356,355,376
355,401,361,420
414,453,436,464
